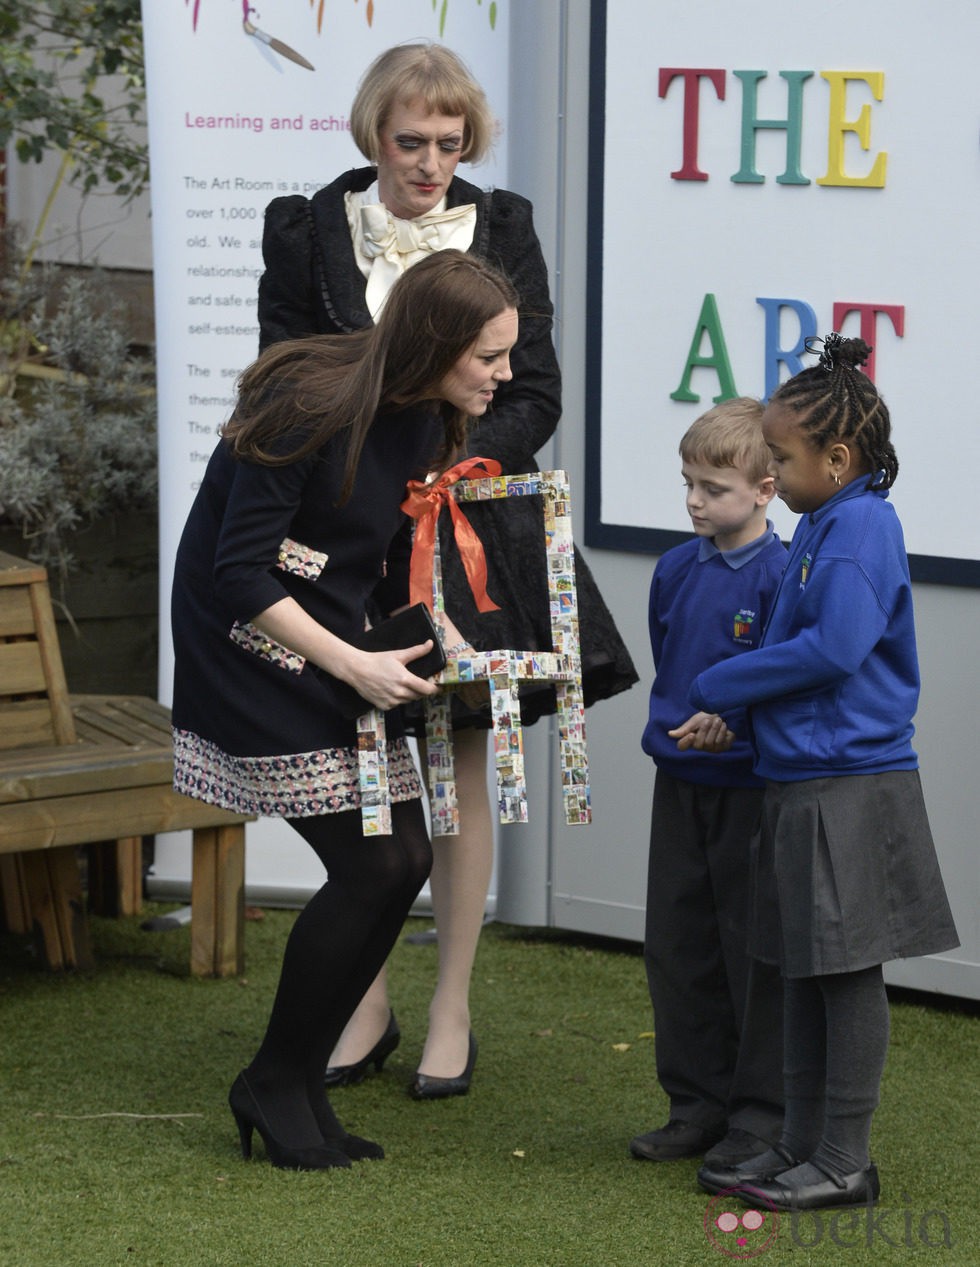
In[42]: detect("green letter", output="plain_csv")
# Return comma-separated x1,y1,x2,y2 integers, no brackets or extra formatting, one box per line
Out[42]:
671,294,738,403
731,69,813,185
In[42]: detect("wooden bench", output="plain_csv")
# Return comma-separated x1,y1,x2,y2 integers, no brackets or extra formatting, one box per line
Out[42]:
0,550,253,976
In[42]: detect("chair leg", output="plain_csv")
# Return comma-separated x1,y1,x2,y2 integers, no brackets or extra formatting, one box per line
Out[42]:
86,837,144,918
357,708,392,836
190,824,245,978
19,847,94,971
555,682,592,825
423,692,459,836
490,670,528,824
0,854,32,934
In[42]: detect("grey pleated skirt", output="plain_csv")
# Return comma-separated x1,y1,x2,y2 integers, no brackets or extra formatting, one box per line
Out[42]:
749,771,959,978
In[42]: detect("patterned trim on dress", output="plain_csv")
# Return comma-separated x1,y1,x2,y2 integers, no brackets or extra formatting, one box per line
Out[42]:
172,728,423,818
277,536,328,580
229,621,306,674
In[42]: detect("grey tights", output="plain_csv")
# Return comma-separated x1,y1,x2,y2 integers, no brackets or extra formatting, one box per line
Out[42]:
779,964,890,1179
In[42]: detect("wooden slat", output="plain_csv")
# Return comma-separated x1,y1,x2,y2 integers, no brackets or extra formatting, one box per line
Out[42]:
0,552,48,588
0,745,173,804
0,700,57,750
0,737,171,770
0,785,251,853
70,696,172,747
0,696,176,800
28,579,75,743
76,695,172,728
0,587,37,636
0,640,49,695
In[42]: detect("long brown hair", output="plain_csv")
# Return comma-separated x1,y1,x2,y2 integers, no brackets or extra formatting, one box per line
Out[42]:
223,250,518,500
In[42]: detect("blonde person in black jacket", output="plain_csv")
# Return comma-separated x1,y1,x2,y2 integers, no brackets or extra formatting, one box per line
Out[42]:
258,42,637,1099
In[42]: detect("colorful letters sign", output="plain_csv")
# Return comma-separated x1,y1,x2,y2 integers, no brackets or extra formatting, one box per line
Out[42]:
585,0,979,585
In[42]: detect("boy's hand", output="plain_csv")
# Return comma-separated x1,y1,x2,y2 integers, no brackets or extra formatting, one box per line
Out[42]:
668,712,735,753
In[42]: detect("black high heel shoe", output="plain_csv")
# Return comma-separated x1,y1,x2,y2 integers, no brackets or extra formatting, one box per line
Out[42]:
330,1131,385,1162
229,1072,351,1170
324,1010,400,1087
409,1032,477,1101
308,1095,386,1162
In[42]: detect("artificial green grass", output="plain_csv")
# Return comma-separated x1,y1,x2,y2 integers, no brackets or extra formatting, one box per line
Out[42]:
0,907,976,1266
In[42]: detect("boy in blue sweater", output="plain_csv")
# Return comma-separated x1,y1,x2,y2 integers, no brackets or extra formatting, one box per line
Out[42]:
630,399,787,1166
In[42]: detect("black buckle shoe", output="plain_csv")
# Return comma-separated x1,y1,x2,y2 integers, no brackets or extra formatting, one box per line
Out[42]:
740,1162,881,1211
698,1143,798,1195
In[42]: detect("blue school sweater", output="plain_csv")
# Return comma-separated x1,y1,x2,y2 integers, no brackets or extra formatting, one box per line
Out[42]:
690,480,921,782
641,525,787,787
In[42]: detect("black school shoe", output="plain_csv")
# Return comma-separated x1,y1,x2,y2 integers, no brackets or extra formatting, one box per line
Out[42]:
629,1119,726,1162
697,1142,799,1195
703,1128,776,1167
740,1162,881,1211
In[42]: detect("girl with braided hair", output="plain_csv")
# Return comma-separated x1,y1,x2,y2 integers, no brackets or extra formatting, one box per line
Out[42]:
674,334,958,1211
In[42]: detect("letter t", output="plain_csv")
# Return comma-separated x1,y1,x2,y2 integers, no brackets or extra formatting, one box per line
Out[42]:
659,68,726,181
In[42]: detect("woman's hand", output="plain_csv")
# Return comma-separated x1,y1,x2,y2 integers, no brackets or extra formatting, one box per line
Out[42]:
248,597,440,712
436,614,488,711
668,711,735,753
338,640,441,712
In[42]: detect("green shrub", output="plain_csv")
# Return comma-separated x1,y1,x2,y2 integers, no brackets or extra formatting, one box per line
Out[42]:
0,259,156,579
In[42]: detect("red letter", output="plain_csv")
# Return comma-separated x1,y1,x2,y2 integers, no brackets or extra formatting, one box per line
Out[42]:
831,304,905,381
659,68,726,181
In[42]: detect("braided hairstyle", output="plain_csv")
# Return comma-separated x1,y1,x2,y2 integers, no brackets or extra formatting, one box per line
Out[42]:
769,333,899,488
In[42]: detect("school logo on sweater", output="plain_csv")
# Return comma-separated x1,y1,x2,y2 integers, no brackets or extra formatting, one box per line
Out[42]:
733,609,756,645
800,552,813,590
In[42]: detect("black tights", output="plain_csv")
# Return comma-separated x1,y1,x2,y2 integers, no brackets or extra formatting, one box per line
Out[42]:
244,800,431,1148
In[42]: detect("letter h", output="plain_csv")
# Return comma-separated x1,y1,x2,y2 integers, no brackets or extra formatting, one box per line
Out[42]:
731,70,813,185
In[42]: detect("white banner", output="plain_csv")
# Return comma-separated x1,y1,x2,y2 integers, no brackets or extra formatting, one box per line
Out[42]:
141,0,510,898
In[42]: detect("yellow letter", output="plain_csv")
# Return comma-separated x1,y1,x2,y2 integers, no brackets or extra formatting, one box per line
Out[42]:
817,71,887,188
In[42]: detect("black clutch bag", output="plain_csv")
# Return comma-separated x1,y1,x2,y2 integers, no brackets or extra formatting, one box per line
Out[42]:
324,603,447,719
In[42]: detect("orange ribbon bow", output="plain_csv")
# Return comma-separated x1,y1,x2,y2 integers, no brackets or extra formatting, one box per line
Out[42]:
400,457,502,612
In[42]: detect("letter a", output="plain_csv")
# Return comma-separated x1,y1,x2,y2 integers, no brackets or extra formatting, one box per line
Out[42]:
671,293,738,403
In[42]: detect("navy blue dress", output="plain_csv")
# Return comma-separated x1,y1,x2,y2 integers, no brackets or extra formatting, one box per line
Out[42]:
171,405,442,817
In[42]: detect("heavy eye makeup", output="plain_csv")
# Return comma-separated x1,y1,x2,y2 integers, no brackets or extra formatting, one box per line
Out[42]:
393,133,462,153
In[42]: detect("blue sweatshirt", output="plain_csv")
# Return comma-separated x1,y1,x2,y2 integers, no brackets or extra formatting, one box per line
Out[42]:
690,480,920,782
642,525,787,787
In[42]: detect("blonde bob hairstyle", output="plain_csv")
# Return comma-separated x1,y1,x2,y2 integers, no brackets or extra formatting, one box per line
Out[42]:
350,42,496,165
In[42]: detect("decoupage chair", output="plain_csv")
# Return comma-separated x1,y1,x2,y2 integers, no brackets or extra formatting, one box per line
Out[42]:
355,466,590,838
